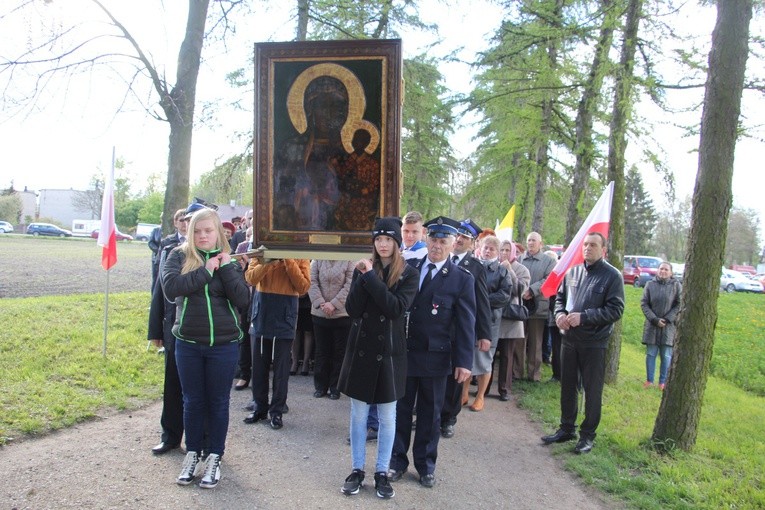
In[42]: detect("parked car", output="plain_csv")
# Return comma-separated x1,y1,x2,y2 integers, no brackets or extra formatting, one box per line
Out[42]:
623,255,664,287
720,269,764,293
90,229,133,242
26,223,73,237
672,262,685,283
0,221,13,233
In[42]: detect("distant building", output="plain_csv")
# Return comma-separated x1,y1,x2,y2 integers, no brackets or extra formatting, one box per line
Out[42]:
38,188,92,228
215,203,251,225
18,187,38,227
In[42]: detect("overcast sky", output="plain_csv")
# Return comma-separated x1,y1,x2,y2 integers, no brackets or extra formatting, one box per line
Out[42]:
1,0,763,234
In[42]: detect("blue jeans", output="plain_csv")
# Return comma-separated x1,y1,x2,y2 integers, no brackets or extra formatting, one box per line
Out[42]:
350,399,396,473
646,344,673,384
175,340,239,456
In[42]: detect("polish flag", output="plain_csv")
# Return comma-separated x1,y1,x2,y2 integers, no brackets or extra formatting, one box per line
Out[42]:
97,148,118,270
540,182,614,297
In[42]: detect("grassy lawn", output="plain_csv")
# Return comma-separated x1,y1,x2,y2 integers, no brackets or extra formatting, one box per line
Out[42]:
0,283,763,508
0,292,161,443
517,286,765,509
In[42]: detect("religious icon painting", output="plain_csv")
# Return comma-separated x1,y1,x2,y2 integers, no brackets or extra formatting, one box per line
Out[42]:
253,39,403,258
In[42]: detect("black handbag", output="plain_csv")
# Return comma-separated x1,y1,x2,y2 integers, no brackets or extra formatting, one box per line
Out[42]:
502,291,530,321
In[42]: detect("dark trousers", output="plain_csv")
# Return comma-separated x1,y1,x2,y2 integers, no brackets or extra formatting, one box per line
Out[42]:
175,340,239,456
560,343,606,440
440,376,463,426
251,336,293,416
160,337,184,445
525,319,545,381
510,336,525,380
391,375,447,477
550,327,562,380
542,323,551,361
312,316,351,393
236,330,252,381
368,404,379,430
497,337,523,395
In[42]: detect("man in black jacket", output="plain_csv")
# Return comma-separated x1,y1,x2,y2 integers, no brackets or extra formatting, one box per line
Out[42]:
146,204,197,455
542,232,624,454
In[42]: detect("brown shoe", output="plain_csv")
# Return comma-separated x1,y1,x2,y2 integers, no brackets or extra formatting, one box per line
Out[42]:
468,397,484,412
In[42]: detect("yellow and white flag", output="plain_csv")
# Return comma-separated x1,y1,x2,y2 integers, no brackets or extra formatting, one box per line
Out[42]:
495,205,515,243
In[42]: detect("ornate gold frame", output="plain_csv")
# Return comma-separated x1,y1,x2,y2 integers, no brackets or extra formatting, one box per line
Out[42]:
253,39,402,258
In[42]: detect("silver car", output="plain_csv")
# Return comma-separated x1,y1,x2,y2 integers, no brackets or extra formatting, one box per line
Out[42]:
720,269,763,293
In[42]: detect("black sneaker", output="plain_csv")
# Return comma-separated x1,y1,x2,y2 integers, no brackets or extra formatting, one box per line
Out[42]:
374,471,395,499
341,469,365,495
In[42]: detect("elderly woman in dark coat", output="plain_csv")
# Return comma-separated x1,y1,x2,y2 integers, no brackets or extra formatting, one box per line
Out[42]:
337,217,419,499
640,261,682,390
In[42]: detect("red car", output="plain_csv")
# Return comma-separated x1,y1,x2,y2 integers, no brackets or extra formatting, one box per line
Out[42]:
623,255,663,287
90,229,133,241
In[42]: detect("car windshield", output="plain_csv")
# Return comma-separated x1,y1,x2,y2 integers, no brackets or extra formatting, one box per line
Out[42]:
638,258,661,268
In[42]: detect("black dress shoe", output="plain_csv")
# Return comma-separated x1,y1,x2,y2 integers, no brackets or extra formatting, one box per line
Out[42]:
270,414,283,430
300,371,309,376
574,437,594,454
440,424,455,438
499,393,511,402
283,404,289,414
541,429,577,444
234,379,249,391
387,468,406,482
243,411,268,424
151,441,179,455
419,473,436,488
313,390,327,398
328,390,340,400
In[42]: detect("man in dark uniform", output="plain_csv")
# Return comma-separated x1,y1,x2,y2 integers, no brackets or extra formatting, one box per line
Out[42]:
440,219,492,438
388,216,476,488
146,203,197,455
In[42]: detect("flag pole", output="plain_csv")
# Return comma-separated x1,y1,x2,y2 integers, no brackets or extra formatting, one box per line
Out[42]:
102,266,110,357
101,146,116,357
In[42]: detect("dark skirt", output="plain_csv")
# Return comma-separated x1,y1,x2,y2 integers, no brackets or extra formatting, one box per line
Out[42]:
296,294,313,333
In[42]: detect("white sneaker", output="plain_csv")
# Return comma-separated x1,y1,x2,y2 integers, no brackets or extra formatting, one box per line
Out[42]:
199,453,222,489
176,451,200,485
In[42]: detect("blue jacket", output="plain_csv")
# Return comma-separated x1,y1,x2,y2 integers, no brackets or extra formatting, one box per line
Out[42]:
405,257,476,377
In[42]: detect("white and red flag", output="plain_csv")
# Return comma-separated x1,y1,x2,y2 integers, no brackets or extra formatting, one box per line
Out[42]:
540,181,614,297
97,147,117,270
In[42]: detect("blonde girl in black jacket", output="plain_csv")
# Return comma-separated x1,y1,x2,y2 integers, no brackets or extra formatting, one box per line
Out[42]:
162,207,250,489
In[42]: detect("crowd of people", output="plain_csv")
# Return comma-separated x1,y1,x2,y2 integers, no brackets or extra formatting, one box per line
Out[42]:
146,200,678,496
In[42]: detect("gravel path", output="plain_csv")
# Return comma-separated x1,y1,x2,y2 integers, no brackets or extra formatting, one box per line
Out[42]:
2,375,616,509
2,236,617,509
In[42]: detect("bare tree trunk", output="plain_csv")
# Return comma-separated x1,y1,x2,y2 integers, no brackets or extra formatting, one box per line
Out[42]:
372,0,392,39
531,0,564,234
604,0,643,384
296,0,309,41
652,0,752,452
565,0,616,242
159,0,211,233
